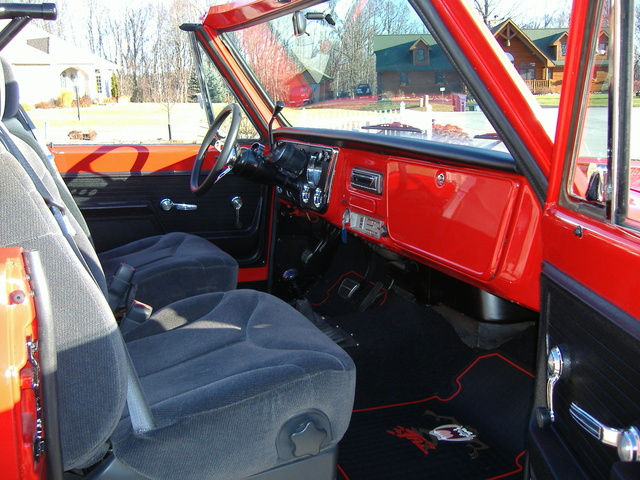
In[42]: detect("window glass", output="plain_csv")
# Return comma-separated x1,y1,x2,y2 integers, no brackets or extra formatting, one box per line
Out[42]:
194,41,260,142
567,0,639,227
223,0,518,151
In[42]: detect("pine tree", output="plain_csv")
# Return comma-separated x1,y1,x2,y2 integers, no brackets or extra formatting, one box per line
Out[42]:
110,73,119,102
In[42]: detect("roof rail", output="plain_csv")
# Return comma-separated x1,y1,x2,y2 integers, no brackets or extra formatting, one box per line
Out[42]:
0,3,57,51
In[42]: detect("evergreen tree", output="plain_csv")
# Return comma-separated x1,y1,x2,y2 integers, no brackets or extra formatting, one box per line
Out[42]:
110,73,119,101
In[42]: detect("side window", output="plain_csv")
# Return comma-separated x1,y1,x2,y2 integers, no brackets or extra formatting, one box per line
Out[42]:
566,0,638,229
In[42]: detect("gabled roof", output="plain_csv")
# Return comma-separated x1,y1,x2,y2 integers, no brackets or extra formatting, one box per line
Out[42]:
374,34,454,72
0,23,118,70
410,38,429,51
522,28,568,61
492,19,556,66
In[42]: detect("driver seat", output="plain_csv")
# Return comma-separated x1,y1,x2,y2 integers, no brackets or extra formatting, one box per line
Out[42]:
1,58,238,310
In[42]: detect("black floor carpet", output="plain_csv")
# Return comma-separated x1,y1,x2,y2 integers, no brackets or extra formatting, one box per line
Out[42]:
302,238,536,479
337,354,534,480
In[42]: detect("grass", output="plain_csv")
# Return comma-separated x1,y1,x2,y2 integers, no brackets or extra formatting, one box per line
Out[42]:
26,102,212,144
534,93,640,107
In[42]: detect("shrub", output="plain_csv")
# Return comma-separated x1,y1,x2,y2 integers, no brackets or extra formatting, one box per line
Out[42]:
68,130,97,141
80,95,92,107
72,95,93,108
54,90,73,108
432,123,472,145
21,103,33,111
34,101,54,109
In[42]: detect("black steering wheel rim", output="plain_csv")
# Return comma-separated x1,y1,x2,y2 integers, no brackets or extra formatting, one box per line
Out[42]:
190,103,242,196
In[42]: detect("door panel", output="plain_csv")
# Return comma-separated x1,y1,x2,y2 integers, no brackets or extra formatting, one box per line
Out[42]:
529,264,640,479
54,144,270,267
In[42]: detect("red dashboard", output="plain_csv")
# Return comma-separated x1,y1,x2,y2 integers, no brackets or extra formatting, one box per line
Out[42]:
276,133,542,311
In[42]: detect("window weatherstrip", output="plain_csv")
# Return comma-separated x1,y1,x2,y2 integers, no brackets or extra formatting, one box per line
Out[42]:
608,0,633,225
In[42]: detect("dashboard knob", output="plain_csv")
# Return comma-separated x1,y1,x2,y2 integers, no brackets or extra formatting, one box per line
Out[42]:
313,188,323,208
301,184,310,203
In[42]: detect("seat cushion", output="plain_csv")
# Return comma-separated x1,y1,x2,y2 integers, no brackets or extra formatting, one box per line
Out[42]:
99,232,238,310
113,290,356,480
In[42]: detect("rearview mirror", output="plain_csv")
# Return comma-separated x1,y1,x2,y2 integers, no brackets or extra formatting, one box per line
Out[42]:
292,11,307,36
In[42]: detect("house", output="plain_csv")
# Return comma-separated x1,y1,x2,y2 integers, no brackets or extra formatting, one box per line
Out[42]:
0,24,118,106
374,34,464,96
492,19,609,94
374,21,609,95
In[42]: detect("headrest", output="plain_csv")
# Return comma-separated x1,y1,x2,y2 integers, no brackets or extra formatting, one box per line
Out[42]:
1,57,18,119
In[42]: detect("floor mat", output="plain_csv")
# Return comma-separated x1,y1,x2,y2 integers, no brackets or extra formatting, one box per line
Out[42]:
338,354,534,480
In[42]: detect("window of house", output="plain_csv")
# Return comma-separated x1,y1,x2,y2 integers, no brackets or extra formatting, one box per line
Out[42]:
399,72,408,86
560,42,567,56
519,68,535,81
435,72,445,84
597,41,608,55
96,71,102,94
416,49,425,62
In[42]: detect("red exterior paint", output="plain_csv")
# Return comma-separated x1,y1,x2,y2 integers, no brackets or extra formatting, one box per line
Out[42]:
427,0,554,178
543,0,640,320
0,248,45,480
52,144,208,174
203,0,312,32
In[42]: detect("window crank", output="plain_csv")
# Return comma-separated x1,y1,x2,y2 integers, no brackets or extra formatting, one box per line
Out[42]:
536,345,565,428
231,196,243,229
160,198,197,211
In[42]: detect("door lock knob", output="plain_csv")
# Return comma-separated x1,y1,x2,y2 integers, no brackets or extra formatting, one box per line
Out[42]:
231,196,243,229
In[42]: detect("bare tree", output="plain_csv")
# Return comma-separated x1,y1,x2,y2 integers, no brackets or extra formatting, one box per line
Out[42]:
120,4,153,102
473,0,523,25
24,0,71,40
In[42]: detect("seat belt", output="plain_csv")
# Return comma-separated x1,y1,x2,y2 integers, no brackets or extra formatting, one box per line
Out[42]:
107,263,136,312
123,347,155,433
0,127,102,290
0,126,133,310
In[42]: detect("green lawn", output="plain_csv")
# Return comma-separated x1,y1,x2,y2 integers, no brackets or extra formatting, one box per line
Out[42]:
535,93,640,107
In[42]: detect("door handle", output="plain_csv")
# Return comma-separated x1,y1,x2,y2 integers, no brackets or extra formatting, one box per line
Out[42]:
570,402,640,462
231,196,243,229
160,198,197,211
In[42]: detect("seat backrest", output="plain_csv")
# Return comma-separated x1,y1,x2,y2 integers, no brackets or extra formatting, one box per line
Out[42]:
0,64,128,470
1,57,93,243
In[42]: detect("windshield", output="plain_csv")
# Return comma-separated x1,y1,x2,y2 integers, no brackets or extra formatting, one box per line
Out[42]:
222,0,514,151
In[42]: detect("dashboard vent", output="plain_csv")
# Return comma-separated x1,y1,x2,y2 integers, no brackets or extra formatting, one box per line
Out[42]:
351,168,383,195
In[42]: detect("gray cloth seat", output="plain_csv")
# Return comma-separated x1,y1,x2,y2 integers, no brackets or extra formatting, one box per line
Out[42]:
115,290,355,479
0,70,356,479
1,58,238,310
98,232,238,308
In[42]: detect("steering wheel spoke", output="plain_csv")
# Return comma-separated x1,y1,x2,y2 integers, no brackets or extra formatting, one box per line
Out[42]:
190,104,242,196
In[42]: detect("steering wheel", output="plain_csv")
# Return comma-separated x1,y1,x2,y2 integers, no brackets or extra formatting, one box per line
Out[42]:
190,103,242,196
